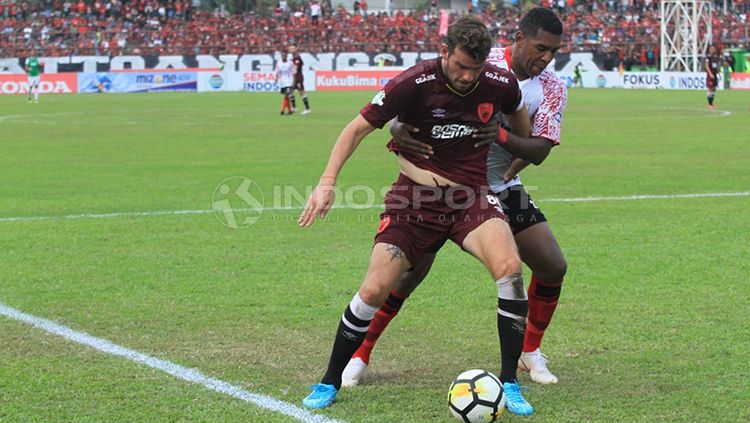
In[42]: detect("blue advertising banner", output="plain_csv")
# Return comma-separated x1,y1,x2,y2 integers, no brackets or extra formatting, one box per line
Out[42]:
78,72,198,93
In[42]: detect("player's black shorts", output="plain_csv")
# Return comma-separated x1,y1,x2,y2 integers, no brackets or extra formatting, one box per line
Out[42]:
280,86,292,95
495,185,547,235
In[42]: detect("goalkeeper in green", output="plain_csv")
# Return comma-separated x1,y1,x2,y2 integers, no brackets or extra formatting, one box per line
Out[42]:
26,55,42,103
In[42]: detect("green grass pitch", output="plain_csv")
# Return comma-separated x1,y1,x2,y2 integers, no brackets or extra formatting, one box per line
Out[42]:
1,88,749,422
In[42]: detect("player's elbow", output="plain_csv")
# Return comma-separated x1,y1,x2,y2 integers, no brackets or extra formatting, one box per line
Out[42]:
530,140,554,165
528,148,550,166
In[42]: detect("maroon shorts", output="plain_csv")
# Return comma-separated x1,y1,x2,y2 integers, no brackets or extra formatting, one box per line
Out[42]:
294,78,305,91
374,173,508,267
707,75,718,89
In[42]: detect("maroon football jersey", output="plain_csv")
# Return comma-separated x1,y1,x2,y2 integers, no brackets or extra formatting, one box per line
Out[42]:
292,54,304,81
360,58,522,189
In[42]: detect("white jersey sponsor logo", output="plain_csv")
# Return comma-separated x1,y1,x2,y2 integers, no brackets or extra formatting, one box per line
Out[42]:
415,73,436,84
431,124,475,139
485,71,509,84
371,90,386,106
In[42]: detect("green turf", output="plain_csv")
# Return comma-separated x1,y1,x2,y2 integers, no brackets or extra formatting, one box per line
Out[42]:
1,89,749,422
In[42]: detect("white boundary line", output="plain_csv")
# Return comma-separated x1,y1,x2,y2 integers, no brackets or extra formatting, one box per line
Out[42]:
0,191,748,223
0,302,344,423
542,191,750,202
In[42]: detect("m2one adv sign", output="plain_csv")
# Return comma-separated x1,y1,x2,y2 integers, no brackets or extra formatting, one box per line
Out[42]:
78,71,197,93
0,74,77,94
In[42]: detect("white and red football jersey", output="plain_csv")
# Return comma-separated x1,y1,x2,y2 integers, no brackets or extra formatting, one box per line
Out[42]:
485,46,568,193
276,60,295,88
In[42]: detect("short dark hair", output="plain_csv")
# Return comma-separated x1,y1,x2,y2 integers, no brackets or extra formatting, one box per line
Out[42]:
446,16,492,61
519,7,563,38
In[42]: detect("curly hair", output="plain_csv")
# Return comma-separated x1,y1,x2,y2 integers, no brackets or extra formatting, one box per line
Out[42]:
519,7,563,38
446,16,492,61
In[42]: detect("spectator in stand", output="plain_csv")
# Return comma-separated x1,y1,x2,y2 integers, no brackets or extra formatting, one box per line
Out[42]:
1,1,748,57
310,0,321,26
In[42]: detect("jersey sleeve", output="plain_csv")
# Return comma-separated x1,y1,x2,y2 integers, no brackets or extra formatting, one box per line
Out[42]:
359,74,416,129
498,70,523,115
532,77,567,145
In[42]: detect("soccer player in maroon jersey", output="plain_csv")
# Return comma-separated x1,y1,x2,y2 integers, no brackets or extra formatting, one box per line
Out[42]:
343,8,568,388
288,44,311,114
704,45,720,109
299,16,535,415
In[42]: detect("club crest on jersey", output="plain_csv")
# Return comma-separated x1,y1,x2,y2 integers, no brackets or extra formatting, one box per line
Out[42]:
477,103,494,124
432,108,446,118
377,216,391,234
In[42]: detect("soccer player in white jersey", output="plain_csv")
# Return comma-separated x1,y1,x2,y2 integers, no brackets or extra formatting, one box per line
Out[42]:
342,7,569,391
275,51,295,115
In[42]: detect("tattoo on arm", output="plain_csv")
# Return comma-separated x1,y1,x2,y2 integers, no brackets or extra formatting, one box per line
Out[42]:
386,244,406,262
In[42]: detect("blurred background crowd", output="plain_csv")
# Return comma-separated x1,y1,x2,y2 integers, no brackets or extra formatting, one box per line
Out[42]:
1,0,747,71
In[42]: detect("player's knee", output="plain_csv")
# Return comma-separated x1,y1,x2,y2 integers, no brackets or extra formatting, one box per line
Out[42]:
359,275,395,306
491,255,521,281
394,269,422,295
536,258,567,284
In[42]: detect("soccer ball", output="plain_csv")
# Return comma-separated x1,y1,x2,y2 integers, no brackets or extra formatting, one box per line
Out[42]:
447,369,505,423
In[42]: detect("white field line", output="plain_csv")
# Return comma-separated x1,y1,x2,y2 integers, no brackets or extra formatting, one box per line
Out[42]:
0,191,748,223
0,302,344,423
542,191,750,202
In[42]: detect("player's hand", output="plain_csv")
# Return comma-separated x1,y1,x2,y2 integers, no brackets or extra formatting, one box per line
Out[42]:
390,120,432,158
473,120,499,147
503,158,531,182
298,181,336,227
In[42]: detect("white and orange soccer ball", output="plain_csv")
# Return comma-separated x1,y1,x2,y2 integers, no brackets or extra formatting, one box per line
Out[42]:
447,369,506,423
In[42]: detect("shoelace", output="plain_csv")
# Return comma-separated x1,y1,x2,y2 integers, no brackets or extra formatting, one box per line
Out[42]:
309,383,334,393
525,351,550,368
505,383,529,400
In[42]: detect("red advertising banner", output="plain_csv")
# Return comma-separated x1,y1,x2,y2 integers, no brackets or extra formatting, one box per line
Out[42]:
0,73,78,95
315,70,401,91
730,73,750,90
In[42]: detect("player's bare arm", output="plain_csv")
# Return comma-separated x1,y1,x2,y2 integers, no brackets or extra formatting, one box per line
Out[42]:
298,114,376,227
503,158,532,182
497,107,553,166
389,119,432,158
473,105,554,165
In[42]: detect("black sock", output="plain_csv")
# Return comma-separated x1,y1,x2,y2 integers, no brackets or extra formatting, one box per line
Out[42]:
497,298,528,383
290,95,296,109
321,304,371,389
708,94,715,105
303,96,310,110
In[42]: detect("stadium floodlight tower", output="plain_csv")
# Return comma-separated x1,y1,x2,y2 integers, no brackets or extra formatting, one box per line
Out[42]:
660,0,712,72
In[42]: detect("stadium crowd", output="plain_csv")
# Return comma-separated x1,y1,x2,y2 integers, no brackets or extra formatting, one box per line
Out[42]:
1,0,748,68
